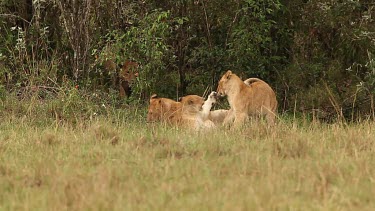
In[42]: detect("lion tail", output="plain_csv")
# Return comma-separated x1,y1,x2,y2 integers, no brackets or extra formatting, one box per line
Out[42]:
243,78,265,86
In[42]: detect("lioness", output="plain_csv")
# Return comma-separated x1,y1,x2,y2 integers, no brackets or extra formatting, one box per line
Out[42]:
147,94,204,124
147,93,217,130
103,60,139,99
206,78,265,125
119,61,139,98
170,95,205,127
217,70,277,127
147,94,179,123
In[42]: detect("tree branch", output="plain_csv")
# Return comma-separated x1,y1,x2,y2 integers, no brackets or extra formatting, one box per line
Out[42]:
0,14,31,24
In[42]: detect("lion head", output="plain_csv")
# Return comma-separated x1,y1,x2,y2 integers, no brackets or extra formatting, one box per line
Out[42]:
179,95,205,114
120,61,139,82
217,70,234,97
147,94,177,122
147,94,182,123
147,94,163,122
116,61,139,98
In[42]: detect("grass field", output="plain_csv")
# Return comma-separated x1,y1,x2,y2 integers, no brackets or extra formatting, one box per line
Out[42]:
1,96,375,210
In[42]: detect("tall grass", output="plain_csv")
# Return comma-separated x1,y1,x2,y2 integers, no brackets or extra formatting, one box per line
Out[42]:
0,93,375,210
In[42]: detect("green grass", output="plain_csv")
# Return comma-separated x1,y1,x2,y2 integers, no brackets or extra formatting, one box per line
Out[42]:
1,97,375,210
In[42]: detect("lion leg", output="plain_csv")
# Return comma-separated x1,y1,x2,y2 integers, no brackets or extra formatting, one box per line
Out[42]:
201,120,216,130
222,109,235,127
232,112,247,128
260,105,276,126
201,92,217,121
265,110,276,126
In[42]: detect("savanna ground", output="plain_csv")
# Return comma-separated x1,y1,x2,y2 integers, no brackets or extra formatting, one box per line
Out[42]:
0,93,375,211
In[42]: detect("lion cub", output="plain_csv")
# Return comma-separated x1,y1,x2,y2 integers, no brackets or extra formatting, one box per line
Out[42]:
217,70,277,127
146,94,205,126
147,93,218,130
147,94,180,123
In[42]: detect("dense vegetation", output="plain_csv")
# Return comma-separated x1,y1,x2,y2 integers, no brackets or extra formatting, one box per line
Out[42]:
1,1,375,209
0,0,374,120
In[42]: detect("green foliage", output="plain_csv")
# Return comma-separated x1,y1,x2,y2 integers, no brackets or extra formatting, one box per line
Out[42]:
0,19,60,91
94,10,179,99
357,52,375,94
0,83,140,125
277,0,375,119
0,0,374,120
227,0,283,77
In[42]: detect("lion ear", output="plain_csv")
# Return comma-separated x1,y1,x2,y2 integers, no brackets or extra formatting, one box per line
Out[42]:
178,97,183,102
150,94,158,102
226,70,232,79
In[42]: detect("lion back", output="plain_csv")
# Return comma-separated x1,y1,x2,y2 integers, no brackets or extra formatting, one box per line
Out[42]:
245,80,277,114
147,95,181,122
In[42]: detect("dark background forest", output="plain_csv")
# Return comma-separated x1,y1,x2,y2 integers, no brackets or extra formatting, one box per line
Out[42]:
0,0,374,121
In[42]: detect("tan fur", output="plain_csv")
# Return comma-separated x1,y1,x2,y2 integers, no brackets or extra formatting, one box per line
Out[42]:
207,78,260,125
147,94,217,130
217,70,277,127
244,78,265,86
171,95,205,128
208,109,229,124
147,94,180,123
195,92,219,130
147,94,203,125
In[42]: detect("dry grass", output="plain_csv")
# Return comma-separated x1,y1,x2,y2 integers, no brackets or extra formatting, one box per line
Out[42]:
0,114,375,210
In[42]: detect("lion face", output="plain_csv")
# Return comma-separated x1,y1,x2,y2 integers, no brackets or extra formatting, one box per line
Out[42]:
118,61,139,98
179,95,205,113
120,61,139,82
217,70,233,97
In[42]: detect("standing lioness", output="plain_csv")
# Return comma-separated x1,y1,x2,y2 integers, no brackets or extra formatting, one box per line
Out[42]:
217,70,277,127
